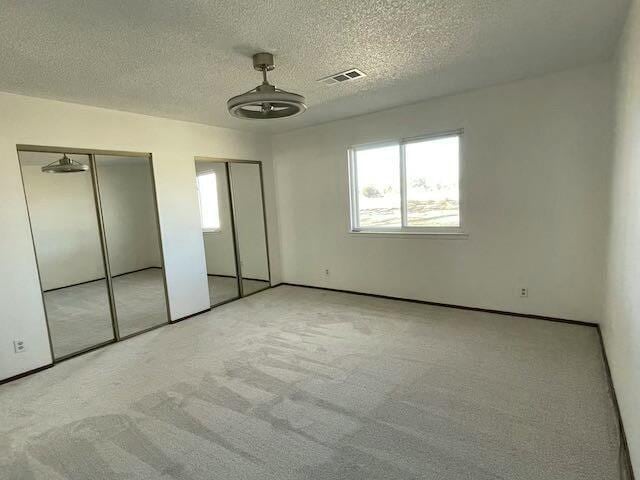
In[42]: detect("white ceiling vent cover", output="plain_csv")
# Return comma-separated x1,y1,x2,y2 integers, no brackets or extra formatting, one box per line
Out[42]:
318,69,366,85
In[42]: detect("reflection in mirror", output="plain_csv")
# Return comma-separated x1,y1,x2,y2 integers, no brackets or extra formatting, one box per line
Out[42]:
195,161,240,305
19,151,115,359
94,155,169,337
229,163,270,296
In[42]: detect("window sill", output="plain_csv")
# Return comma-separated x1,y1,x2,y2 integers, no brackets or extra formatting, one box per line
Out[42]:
203,229,222,234
349,230,468,239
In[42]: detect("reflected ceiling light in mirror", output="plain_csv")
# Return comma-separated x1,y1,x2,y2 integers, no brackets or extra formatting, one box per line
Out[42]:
41,154,89,173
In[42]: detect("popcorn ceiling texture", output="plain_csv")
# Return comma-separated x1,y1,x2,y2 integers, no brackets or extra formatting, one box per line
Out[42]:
0,0,629,132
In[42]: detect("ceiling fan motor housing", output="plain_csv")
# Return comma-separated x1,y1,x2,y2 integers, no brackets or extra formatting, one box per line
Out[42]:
253,52,275,71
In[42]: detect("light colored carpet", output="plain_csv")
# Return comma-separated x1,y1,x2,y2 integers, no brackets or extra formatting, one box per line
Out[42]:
111,269,169,338
43,269,169,358
207,275,269,305
0,285,623,479
241,277,270,296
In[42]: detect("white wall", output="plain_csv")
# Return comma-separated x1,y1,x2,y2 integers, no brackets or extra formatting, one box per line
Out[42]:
272,63,613,323
0,92,280,381
98,160,162,277
20,156,162,291
21,157,105,291
604,0,640,471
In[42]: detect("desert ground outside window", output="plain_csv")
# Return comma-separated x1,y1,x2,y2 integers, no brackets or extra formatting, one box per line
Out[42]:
348,130,464,235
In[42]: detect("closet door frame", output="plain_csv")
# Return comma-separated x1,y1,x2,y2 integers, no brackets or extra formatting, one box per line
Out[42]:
16,144,171,363
194,157,272,301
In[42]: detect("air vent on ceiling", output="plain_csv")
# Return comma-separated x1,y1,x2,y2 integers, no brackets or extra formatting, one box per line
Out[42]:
318,68,366,86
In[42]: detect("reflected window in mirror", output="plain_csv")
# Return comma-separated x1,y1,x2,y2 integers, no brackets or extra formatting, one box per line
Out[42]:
197,172,221,232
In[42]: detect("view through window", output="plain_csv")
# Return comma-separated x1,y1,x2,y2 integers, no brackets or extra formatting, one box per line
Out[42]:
350,132,461,231
196,171,221,231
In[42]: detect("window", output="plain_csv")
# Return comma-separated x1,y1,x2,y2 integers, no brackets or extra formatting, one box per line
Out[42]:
349,131,462,233
196,171,221,231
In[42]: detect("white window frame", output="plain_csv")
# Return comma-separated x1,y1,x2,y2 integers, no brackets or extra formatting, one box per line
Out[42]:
196,169,222,233
348,129,465,236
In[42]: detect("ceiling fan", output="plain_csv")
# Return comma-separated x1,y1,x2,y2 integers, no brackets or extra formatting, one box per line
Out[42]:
227,52,307,120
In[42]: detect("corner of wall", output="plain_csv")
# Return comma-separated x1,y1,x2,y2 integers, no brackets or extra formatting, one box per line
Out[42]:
602,0,640,473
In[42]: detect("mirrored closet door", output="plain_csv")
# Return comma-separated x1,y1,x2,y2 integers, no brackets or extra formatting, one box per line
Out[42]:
195,158,271,307
19,148,169,361
94,154,169,337
20,152,115,359
229,163,270,296
195,161,240,306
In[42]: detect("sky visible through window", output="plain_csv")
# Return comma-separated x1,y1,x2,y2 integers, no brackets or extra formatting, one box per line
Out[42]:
354,135,460,228
356,145,401,227
197,172,221,230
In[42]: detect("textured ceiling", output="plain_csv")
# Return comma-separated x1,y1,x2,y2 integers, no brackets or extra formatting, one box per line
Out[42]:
0,0,629,133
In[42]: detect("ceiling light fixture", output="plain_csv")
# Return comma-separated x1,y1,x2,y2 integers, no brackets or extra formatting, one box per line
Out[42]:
41,154,89,173
227,52,306,120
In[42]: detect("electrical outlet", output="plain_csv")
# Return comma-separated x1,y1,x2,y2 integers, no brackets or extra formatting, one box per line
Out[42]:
520,288,528,298
324,268,330,276
13,340,26,353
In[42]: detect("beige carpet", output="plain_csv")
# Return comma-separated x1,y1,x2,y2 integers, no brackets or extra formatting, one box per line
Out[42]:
43,268,169,358
206,275,269,306
0,285,624,479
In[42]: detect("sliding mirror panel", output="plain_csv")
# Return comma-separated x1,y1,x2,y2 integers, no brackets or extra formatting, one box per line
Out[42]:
229,162,270,295
94,155,169,337
195,161,240,306
19,151,115,359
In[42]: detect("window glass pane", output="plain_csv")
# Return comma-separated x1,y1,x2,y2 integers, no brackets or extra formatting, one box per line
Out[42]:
355,144,401,228
405,136,460,227
197,172,221,230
